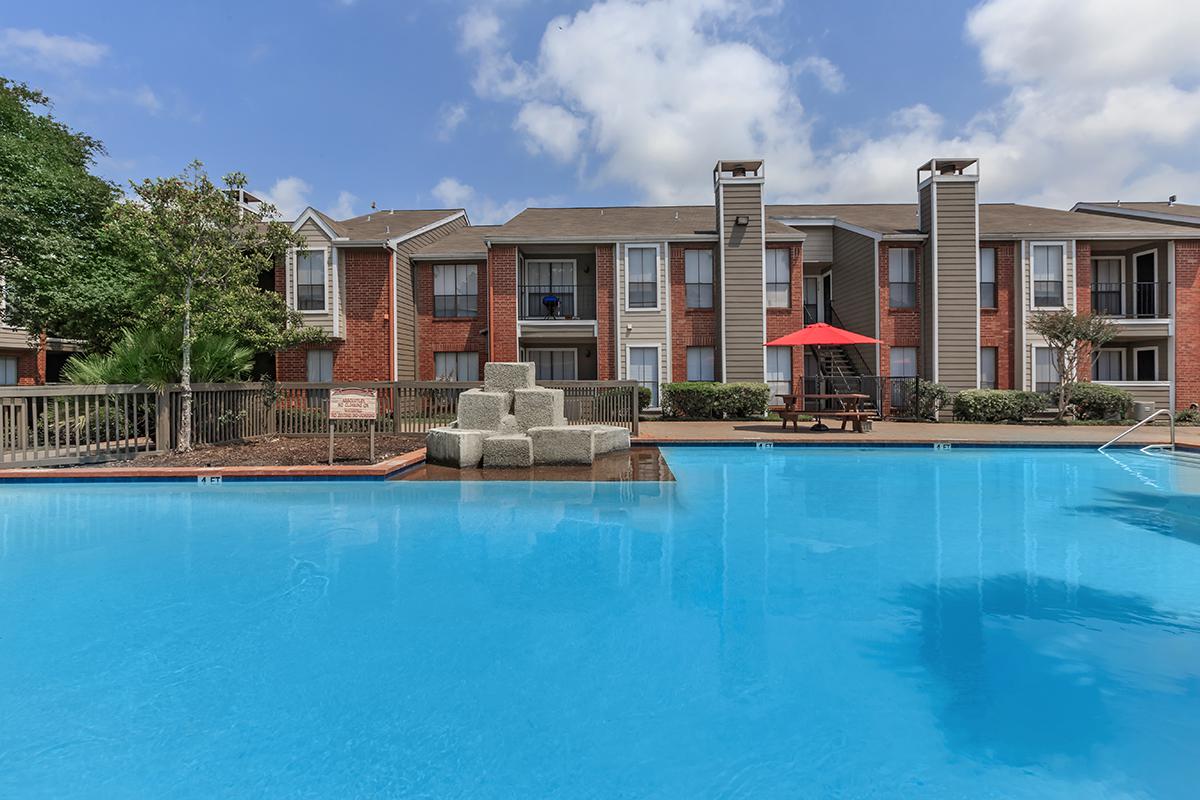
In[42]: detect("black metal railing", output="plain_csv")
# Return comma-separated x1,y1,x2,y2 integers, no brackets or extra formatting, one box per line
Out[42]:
518,282,597,320
1091,281,1166,318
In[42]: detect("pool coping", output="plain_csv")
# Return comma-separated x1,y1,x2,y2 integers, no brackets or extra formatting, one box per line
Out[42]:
0,449,429,483
1,438,1194,483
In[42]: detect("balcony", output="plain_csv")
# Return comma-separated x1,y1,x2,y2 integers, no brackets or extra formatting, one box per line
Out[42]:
1091,282,1168,319
518,282,597,321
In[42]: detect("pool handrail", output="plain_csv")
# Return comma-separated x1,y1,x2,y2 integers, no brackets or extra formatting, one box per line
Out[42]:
1098,408,1174,452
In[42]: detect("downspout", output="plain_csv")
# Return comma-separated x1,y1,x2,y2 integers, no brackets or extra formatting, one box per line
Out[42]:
486,241,495,362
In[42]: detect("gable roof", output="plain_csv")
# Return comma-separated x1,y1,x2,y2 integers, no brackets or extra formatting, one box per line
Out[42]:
291,208,466,243
412,225,501,260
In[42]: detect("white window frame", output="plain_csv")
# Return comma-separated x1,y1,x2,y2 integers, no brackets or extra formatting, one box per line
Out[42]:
686,345,716,382
306,349,334,383
684,249,714,309
765,248,791,309
433,263,480,319
434,351,479,382
1133,346,1159,382
292,246,329,314
1090,255,1126,316
624,244,661,312
625,343,662,408
980,346,998,389
1092,347,1125,381
979,247,997,309
1030,241,1067,310
888,247,917,309
1032,345,1061,392
0,355,18,386
523,347,579,381
765,346,793,402
889,346,918,378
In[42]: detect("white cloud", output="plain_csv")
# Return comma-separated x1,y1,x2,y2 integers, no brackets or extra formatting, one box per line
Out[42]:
458,0,1200,208
256,176,312,220
432,176,555,224
330,190,358,218
437,102,469,140
0,28,108,70
794,55,845,94
514,102,586,161
131,86,161,114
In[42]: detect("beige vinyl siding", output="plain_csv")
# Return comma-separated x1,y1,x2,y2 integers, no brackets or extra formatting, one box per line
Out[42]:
395,215,468,380
0,328,31,349
1097,381,1170,410
794,225,833,262
830,227,877,369
932,181,979,391
719,182,765,382
288,219,337,337
1021,239,1076,390
616,243,668,384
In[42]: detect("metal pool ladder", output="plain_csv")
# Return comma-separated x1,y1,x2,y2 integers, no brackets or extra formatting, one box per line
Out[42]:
1098,409,1175,454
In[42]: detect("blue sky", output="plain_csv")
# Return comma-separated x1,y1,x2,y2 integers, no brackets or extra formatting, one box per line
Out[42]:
3,1,1198,222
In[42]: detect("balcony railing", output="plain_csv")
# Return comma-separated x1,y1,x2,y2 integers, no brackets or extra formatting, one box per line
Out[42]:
518,282,597,321
1090,281,1167,318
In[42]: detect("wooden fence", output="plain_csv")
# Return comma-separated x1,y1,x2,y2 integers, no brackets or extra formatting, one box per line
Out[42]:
0,380,640,468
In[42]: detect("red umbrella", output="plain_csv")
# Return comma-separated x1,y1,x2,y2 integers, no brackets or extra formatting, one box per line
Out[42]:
765,322,881,347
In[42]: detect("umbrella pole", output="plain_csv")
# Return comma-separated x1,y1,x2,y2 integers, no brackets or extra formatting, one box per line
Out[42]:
810,344,829,432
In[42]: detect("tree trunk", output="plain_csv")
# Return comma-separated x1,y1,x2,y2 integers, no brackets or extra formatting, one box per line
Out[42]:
178,279,194,452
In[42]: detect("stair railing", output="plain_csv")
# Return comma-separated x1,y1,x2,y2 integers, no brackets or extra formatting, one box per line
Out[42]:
1098,408,1175,452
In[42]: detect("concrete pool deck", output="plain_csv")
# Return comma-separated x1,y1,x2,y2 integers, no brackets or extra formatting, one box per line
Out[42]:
1,421,1196,481
636,420,1200,448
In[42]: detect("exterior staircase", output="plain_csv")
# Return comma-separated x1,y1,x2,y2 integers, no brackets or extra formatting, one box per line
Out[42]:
814,347,879,414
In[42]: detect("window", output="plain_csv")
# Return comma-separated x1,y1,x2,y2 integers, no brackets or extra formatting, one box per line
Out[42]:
434,351,479,381
527,349,577,381
626,247,658,309
1092,349,1124,381
1134,347,1158,382
628,346,660,407
980,248,997,309
766,249,790,308
1034,347,1060,393
890,346,918,410
1032,244,1064,307
889,248,916,309
686,346,715,381
522,260,576,319
765,346,792,402
306,349,333,383
685,250,713,309
433,264,478,318
0,356,17,385
980,347,998,389
295,250,327,311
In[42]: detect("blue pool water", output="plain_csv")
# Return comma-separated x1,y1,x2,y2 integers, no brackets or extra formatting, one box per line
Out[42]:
2,446,1200,798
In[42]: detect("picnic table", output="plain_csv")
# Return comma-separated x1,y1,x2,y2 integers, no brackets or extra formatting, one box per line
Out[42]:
774,393,871,433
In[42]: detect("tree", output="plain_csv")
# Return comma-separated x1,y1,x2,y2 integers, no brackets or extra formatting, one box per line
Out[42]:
0,78,135,348
61,323,255,386
1029,310,1116,420
112,162,317,450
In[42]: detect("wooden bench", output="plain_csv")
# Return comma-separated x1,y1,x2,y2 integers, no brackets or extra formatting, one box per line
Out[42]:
829,411,872,433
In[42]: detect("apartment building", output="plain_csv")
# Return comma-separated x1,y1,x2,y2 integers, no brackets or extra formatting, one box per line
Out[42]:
0,281,77,385
276,157,1200,414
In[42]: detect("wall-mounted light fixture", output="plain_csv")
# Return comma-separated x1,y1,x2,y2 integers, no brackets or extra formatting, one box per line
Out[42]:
735,215,750,226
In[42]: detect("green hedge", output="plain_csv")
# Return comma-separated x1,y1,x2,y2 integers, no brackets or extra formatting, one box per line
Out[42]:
898,379,950,421
637,386,653,411
1061,382,1134,420
953,389,1047,422
660,382,771,419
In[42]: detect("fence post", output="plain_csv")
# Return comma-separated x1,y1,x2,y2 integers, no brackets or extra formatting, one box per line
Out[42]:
630,382,640,437
156,390,171,453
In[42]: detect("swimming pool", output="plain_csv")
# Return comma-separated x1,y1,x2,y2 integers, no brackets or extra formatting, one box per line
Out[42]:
2,446,1199,798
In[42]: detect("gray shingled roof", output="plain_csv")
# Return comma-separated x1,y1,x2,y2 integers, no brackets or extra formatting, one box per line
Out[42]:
768,204,921,235
301,209,465,241
481,205,801,241
412,225,500,259
1082,201,1200,217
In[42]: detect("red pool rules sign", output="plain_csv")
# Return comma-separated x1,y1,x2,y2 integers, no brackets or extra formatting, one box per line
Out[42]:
329,388,378,421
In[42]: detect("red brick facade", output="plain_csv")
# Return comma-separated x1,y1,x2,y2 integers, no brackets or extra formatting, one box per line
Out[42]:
415,260,489,381
1,347,43,385
1175,240,1200,408
878,242,924,377
275,248,395,382
595,244,615,380
668,243,719,382
979,241,1015,389
488,245,519,362
1073,241,1093,380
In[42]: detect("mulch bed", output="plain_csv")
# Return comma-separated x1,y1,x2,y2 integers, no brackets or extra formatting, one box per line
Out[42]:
93,435,427,468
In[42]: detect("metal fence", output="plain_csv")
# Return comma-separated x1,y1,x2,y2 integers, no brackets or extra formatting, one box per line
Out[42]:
801,375,935,420
0,379,641,468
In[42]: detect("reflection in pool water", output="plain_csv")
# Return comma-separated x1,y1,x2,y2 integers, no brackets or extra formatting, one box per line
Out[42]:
1,446,1199,798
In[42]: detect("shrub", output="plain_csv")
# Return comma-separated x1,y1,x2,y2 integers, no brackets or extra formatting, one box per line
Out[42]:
660,382,771,419
637,386,652,412
899,379,949,421
953,389,1047,422
1174,407,1200,424
1059,382,1133,421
